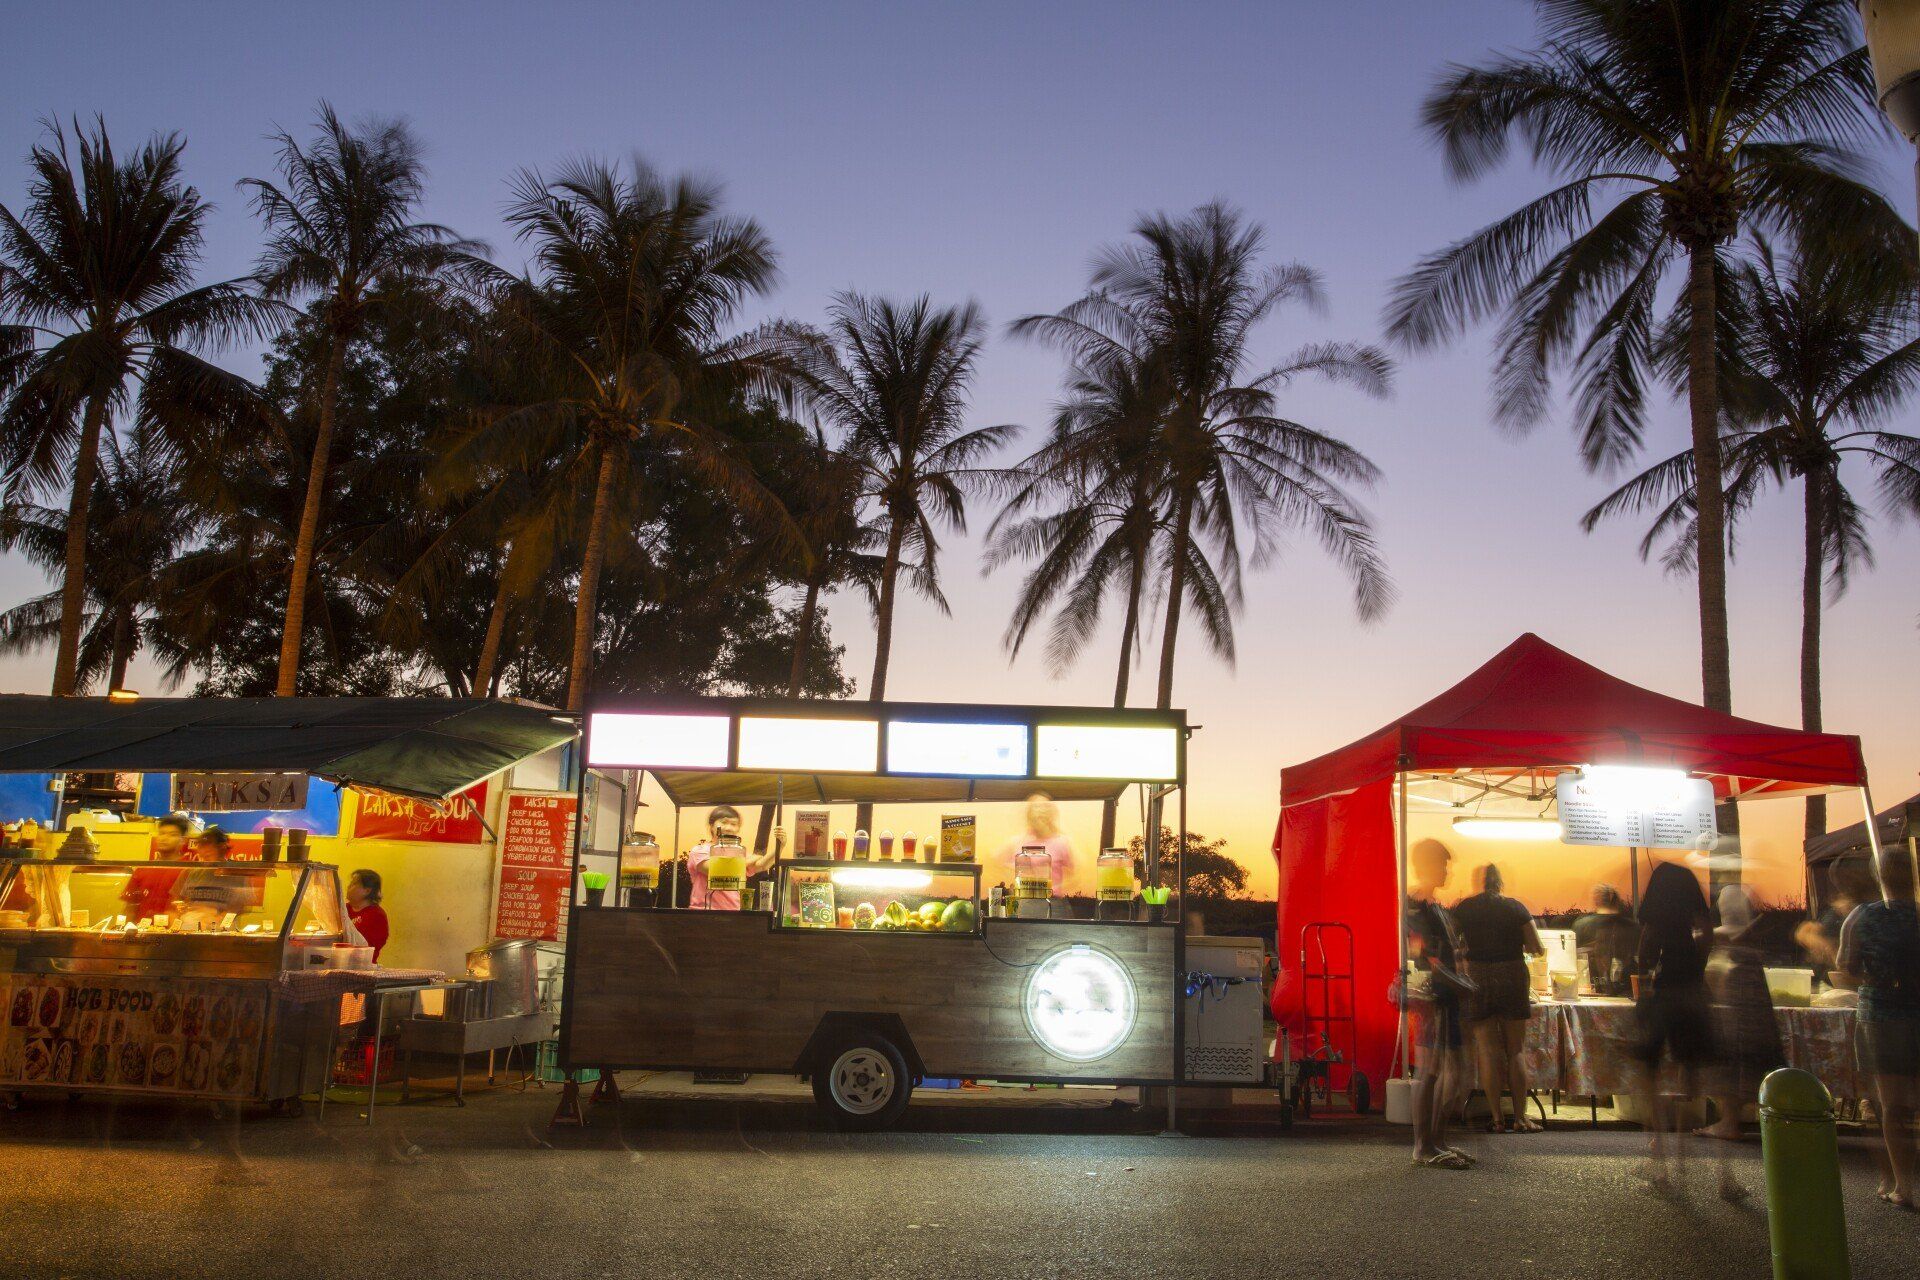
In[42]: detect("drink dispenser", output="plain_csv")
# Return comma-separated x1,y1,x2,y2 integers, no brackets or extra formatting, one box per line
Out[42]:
1015,846,1053,919
706,835,748,908
619,833,661,906
1096,847,1136,919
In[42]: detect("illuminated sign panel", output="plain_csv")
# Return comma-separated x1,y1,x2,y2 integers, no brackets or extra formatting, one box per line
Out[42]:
1035,724,1178,781
737,716,879,773
587,713,730,769
1023,945,1137,1062
885,720,1029,777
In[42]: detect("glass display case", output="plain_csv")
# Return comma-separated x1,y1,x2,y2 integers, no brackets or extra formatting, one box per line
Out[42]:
0,859,346,979
773,858,982,934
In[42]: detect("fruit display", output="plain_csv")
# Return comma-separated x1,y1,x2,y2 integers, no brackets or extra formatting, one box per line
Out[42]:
850,896,978,933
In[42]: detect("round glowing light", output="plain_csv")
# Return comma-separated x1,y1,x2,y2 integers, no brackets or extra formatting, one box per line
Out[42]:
1022,944,1136,1063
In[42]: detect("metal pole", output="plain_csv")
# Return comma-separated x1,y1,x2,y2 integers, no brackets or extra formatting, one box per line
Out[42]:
1629,846,1641,913
670,802,682,909
1396,769,1411,1079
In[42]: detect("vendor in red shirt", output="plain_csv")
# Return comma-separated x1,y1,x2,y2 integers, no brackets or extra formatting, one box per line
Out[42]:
123,814,189,921
345,868,390,962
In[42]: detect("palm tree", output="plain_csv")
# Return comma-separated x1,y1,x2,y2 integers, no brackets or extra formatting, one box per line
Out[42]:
442,157,787,710
1024,203,1395,712
987,341,1173,847
777,426,884,695
1385,0,1906,717
0,427,196,691
0,119,275,694
1584,238,1920,838
782,294,1013,703
242,102,483,696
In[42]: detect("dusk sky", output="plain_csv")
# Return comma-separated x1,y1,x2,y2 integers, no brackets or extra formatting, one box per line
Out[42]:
4,2,1917,904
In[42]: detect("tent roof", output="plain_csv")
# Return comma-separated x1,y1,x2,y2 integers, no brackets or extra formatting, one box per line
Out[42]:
1806,795,1920,866
0,696,577,800
648,770,1129,808
1281,633,1866,807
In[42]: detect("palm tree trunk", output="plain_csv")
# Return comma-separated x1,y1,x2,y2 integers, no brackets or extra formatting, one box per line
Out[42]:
1683,242,1734,716
473,541,515,695
275,336,347,696
1099,546,1146,850
1801,467,1826,841
1154,491,1195,710
753,577,824,855
858,516,907,834
50,395,109,697
107,611,133,693
564,444,618,713
1684,241,1738,893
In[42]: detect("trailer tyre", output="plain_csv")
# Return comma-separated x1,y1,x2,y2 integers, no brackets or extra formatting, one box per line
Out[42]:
811,1033,912,1131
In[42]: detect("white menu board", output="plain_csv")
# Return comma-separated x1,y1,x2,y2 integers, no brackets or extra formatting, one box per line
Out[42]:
1555,770,1717,850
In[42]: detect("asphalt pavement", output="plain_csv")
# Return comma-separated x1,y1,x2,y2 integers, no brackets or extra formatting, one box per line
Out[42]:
1,1082,1915,1279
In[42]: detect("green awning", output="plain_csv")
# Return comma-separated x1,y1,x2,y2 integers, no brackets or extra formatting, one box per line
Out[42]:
0,696,578,800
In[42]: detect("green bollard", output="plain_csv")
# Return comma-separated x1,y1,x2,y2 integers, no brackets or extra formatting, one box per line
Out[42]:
1759,1067,1849,1280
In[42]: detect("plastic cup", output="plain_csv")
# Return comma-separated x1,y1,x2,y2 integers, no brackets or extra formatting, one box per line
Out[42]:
832,831,848,860
902,832,917,862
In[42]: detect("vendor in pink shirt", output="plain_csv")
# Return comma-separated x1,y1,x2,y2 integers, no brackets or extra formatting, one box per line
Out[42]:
687,805,778,910
996,792,1077,895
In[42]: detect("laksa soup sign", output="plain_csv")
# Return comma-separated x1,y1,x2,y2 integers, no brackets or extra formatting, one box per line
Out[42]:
352,782,490,844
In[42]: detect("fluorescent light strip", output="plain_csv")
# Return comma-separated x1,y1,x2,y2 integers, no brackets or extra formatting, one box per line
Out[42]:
1035,724,1178,781
587,712,730,769
886,720,1029,777
737,716,879,773
1450,817,1564,841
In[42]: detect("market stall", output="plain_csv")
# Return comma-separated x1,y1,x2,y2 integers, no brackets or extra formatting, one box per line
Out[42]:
558,696,1229,1129
0,695,578,1110
1270,633,1883,1113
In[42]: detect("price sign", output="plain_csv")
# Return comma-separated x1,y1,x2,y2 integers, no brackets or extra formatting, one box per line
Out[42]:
493,791,577,942
1555,770,1717,850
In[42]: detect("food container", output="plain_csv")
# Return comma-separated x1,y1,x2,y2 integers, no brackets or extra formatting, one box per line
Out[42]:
467,939,540,1017
260,826,283,862
335,945,375,971
1764,966,1814,1007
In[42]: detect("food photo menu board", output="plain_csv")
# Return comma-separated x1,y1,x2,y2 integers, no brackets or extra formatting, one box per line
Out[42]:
0,975,266,1099
493,791,578,943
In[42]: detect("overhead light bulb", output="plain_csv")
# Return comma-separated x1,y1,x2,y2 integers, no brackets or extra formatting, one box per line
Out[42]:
1451,816,1563,841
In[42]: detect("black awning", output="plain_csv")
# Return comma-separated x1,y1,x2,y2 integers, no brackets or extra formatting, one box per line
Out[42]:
0,696,578,800
1805,795,1920,866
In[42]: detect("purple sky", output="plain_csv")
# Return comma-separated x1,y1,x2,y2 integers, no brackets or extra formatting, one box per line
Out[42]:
4,2,1917,897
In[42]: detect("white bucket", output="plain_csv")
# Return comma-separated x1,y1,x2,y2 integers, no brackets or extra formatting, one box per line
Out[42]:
1384,1076,1417,1125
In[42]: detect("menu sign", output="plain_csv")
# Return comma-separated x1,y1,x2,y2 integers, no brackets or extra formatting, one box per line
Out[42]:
493,790,577,943
354,782,490,843
794,810,831,857
1556,771,1717,850
0,975,266,1099
940,814,977,863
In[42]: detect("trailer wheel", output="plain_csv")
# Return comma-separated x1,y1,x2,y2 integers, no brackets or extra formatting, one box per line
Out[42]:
811,1033,912,1131
1349,1071,1372,1115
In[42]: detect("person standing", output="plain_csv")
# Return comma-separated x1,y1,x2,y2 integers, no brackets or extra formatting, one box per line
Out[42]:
1405,838,1473,1170
123,814,190,921
995,793,1077,895
1452,863,1545,1133
1834,848,1920,1208
345,869,389,962
1573,883,1641,997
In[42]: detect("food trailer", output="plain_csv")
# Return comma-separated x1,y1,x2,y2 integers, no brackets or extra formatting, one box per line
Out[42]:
557,696,1272,1129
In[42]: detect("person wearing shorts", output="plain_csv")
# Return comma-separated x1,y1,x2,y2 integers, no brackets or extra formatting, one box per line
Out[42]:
1835,848,1920,1208
1453,863,1544,1132
1633,859,1721,1190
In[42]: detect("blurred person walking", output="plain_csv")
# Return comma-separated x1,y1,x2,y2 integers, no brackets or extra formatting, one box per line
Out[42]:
1452,863,1545,1132
1403,839,1473,1170
1632,860,1725,1194
1700,885,1783,1147
1573,884,1640,997
1834,848,1920,1208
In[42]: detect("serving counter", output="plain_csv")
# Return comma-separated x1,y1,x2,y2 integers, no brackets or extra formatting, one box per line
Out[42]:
0,858,348,1106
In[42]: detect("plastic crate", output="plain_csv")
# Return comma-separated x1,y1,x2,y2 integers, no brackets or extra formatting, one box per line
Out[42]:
535,1040,598,1085
921,1077,962,1090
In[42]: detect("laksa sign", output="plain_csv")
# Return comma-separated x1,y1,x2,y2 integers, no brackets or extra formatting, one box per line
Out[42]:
352,782,490,844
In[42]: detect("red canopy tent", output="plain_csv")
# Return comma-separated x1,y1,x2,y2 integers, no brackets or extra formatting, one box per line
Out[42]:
1270,633,1871,1098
